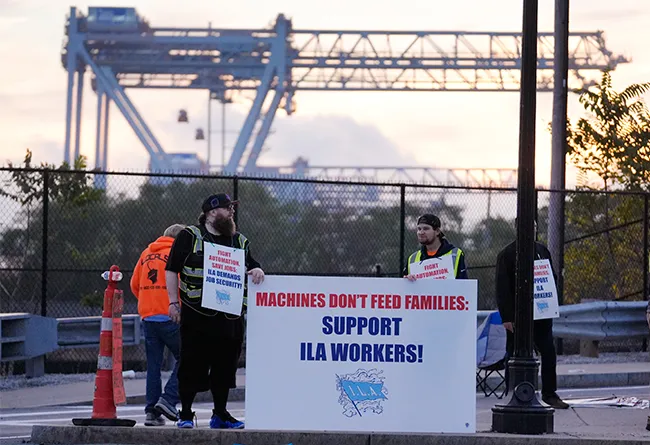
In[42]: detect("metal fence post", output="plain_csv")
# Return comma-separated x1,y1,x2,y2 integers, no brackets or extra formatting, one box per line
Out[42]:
534,188,539,232
641,193,650,300
41,169,49,317
641,193,650,352
233,175,239,225
556,189,566,355
399,184,406,275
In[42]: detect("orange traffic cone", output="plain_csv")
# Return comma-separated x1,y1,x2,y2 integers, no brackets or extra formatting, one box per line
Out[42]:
73,265,135,427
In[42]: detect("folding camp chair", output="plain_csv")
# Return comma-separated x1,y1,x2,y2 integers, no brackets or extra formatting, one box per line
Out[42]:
476,311,508,399
476,357,507,399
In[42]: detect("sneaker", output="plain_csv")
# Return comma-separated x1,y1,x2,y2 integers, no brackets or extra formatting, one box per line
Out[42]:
144,412,165,427
542,392,570,409
155,396,179,421
209,411,244,429
177,411,197,429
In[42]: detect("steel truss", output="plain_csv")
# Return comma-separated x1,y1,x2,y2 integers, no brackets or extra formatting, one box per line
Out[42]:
61,7,629,184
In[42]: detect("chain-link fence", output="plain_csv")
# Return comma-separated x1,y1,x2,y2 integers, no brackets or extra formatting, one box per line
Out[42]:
1,168,648,371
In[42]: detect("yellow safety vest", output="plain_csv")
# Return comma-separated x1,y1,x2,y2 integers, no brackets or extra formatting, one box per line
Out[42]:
179,225,250,310
407,247,463,278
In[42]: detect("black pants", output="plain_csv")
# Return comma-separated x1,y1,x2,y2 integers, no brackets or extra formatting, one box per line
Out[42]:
505,318,557,395
177,311,244,419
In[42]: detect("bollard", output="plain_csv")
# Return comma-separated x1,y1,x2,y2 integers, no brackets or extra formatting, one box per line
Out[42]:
72,265,135,427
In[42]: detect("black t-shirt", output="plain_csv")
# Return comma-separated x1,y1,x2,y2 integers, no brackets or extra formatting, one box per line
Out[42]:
166,225,261,273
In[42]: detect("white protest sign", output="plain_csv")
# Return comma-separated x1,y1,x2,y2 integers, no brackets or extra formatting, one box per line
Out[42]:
533,259,560,320
408,255,455,280
201,242,246,316
246,275,478,433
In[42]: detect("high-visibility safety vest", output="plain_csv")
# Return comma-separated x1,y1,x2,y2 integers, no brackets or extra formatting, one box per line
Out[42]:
179,225,250,315
407,247,463,278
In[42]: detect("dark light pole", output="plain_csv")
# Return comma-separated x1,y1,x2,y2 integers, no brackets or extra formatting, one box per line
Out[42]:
491,0,555,434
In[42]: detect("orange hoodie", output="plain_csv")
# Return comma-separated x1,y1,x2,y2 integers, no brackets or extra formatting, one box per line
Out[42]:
130,236,175,319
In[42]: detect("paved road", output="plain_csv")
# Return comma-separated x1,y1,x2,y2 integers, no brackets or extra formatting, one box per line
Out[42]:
0,401,244,444
476,385,649,440
1,387,648,444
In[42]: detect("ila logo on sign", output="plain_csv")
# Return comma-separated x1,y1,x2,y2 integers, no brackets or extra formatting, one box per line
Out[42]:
215,290,231,305
336,369,388,418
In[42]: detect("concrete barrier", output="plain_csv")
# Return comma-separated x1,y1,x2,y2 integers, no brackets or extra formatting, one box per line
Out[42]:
31,425,650,445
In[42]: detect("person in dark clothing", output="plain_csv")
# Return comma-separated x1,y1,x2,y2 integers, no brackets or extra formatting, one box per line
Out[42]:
495,238,569,409
403,213,468,280
165,193,265,429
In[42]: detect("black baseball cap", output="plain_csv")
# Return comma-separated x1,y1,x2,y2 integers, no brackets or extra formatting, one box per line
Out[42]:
417,214,441,229
201,193,238,213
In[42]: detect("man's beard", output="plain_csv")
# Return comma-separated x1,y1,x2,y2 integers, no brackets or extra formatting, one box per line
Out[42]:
209,216,236,236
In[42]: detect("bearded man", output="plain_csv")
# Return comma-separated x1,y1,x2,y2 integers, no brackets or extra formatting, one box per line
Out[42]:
403,213,468,280
165,193,265,429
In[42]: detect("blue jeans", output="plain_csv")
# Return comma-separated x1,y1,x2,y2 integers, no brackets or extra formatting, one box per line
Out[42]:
143,320,180,414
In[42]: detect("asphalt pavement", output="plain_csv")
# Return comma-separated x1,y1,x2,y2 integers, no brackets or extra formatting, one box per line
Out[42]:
1,386,648,444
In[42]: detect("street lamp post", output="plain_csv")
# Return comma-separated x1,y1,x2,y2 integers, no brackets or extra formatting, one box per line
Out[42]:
491,0,555,434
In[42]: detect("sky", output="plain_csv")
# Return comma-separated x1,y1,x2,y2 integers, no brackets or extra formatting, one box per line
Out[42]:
1,0,649,187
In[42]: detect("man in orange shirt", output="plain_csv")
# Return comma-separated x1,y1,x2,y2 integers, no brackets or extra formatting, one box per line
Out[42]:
131,224,185,426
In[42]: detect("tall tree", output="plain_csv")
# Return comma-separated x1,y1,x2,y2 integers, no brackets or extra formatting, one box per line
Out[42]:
559,71,650,301
567,70,650,190
0,150,104,313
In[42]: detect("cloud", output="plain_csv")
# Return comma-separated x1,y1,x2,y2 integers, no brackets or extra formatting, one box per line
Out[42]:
260,114,408,167
0,16,28,26
0,0,22,12
578,8,649,21
144,106,408,169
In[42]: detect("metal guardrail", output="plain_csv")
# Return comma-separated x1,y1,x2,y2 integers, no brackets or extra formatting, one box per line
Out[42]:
0,313,58,377
2,302,648,372
56,314,142,349
52,302,648,350
553,301,648,340
477,300,648,354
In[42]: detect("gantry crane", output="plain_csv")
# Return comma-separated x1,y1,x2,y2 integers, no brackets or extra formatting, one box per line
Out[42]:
61,7,629,186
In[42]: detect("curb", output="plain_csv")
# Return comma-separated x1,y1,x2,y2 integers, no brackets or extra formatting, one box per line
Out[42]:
557,371,650,389
31,425,650,445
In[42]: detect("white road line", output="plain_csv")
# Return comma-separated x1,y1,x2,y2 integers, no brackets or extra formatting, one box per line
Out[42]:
0,406,243,419
0,414,247,427
558,385,650,393
0,409,245,424
0,418,143,426
0,406,143,418
0,435,31,440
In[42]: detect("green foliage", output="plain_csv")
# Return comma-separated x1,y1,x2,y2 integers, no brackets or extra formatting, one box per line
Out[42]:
80,291,105,309
4,166,508,315
566,71,650,190
1,149,103,206
562,193,644,303
546,71,650,303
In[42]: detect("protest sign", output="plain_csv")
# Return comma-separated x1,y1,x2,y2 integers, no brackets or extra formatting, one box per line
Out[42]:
533,259,559,320
246,275,478,433
408,255,455,280
201,242,246,316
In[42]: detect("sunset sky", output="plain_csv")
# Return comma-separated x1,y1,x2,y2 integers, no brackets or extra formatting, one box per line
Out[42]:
1,0,649,187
